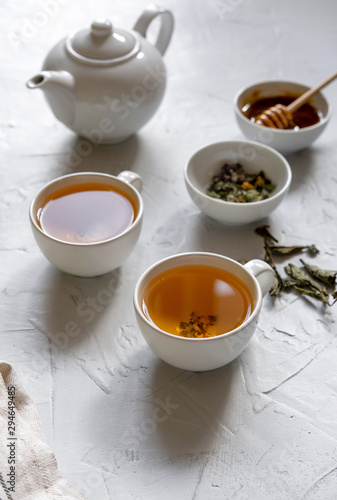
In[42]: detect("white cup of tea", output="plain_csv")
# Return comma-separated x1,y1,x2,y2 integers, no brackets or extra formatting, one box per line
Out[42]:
133,252,274,371
29,171,143,277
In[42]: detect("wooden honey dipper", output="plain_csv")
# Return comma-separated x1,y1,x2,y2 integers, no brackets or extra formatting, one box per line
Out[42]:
254,70,337,129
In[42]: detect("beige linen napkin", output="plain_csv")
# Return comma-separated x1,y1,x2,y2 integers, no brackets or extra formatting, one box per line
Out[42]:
0,362,88,500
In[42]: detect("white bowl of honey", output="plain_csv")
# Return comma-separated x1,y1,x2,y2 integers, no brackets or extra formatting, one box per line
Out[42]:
234,79,332,155
133,252,274,371
29,171,143,277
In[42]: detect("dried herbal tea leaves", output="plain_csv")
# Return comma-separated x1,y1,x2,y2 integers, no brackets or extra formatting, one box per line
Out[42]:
293,286,330,305
263,251,286,297
285,263,333,306
284,263,330,303
300,259,337,287
306,245,320,257
176,312,218,338
255,225,278,242
254,225,336,306
285,263,323,292
282,278,301,289
269,245,319,256
254,225,282,296
206,163,276,203
269,275,283,297
255,226,319,257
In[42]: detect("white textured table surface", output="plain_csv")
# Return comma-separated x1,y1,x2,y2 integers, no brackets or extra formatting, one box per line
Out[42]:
1,1,337,499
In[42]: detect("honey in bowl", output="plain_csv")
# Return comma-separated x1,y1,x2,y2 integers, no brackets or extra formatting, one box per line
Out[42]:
37,183,137,244
141,265,253,338
242,94,322,129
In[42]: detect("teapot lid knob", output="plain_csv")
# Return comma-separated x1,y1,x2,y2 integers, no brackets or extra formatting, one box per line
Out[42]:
66,19,139,65
91,19,113,37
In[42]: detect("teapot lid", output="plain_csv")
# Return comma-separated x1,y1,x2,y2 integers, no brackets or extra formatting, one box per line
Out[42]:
66,19,140,65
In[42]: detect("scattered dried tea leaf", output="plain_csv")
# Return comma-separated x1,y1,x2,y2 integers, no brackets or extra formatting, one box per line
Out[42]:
284,263,331,304
293,286,330,305
300,259,337,287
255,227,319,257
269,244,319,256
282,278,300,289
255,226,285,296
306,245,320,257
255,225,278,242
269,266,284,296
254,226,336,306
284,263,322,292
269,245,307,256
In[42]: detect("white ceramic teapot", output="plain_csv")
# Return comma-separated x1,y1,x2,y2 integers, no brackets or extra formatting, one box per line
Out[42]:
26,5,174,144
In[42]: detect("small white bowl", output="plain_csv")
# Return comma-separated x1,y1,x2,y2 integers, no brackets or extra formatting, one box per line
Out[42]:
184,140,291,226
234,80,332,155
29,171,143,277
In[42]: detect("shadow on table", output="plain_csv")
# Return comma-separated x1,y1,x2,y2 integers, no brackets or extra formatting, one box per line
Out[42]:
25,257,125,351
145,357,241,455
56,133,141,177
285,146,319,195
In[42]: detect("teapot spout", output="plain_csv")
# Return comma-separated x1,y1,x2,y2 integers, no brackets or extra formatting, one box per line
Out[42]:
26,70,74,91
26,71,75,125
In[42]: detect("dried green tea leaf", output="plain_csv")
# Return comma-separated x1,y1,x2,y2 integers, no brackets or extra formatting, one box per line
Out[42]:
284,263,322,292
294,286,330,305
269,244,319,256
331,291,337,305
255,225,278,243
285,263,333,305
269,272,283,296
282,278,300,289
264,244,274,267
253,226,331,305
261,246,282,296
269,245,308,256
307,245,319,256
300,259,337,287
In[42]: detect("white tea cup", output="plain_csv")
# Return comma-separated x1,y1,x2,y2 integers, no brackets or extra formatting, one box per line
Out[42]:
133,252,274,371
29,171,143,277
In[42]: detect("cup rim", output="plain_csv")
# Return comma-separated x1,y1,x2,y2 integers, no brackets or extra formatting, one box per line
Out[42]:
29,171,143,247
233,78,333,133
134,251,263,342
184,139,292,207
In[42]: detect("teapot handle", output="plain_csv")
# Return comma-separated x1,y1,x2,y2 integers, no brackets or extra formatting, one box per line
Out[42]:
133,4,174,55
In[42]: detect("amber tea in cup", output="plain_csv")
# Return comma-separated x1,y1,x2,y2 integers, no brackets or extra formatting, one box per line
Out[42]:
36,183,137,243
30,171,143,277
134,252,274,371
141,264,253,338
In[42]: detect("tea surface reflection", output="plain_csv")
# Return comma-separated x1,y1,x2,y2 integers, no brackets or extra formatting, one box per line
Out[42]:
141,265,253,338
